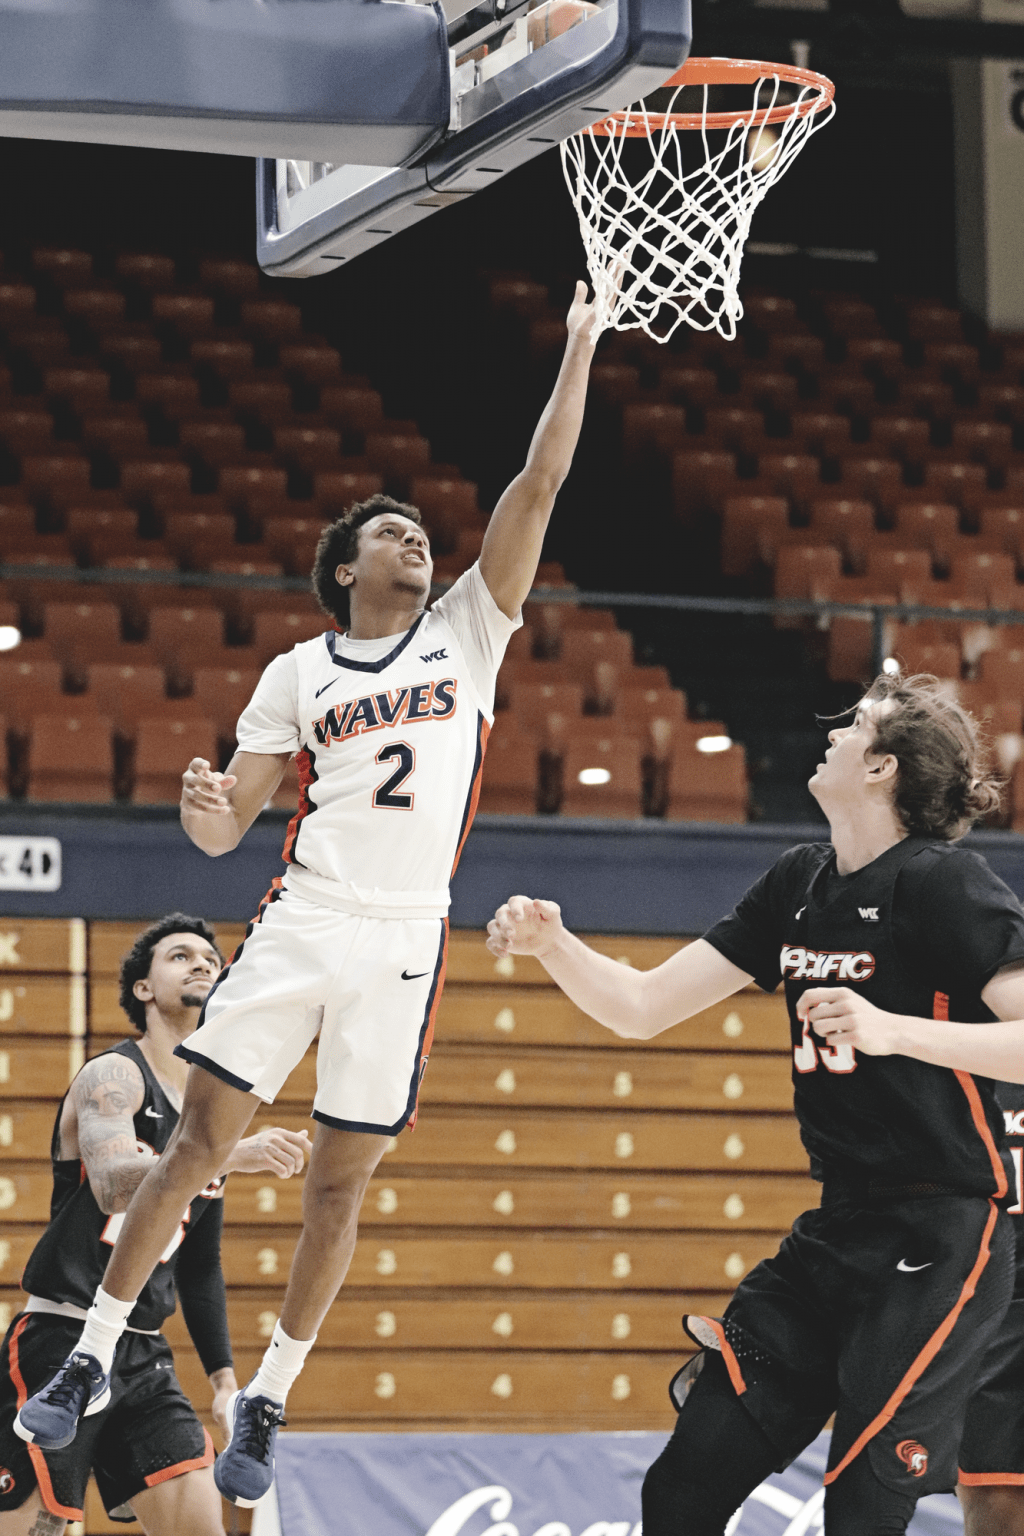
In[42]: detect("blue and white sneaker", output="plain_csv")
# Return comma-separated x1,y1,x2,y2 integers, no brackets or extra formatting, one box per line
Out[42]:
13,1352,111,1450
214,1385,286,1508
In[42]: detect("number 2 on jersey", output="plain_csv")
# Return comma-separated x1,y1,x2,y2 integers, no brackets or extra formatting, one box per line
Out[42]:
373,741,416,810
793,1017,856,1074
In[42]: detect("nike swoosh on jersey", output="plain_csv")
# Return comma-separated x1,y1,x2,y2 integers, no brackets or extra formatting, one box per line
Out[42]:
314,679,339,700
401,969,430,981
144,1107,163,1118
896,1259,932,1272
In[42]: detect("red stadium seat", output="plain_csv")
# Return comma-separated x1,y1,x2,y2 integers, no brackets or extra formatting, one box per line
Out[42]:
191,667,262,741
951,421,1013,468
774,545,843,602
948,550,1017,601
252,610,328,666
120,459,191,508
808,500,876,572
151,294,216,335
865,548,932,591
163,512,238,567
364,431,432,487
720,496,789,578
477,724,541,814
198,258,261,297
42,602,124,669
312,469,385,514
846,337,904,376
920,461,986,512
815,369,877,415
318,384,386,436
622,403,686,460
0,407,55,452
114,253,177,289
100,334,163,374
43,367,111,411
133,716,218,802
703,407,765,454
665,740,748,822
135,374,202,417
837,457,904,513
145,606,227,680
890,638,961,680
26,713,114,802
63,288,127,327
735,369,800,411
273,426,343,473
19,453,91,507
32,247,93,285
892,502,959,566
240,299,303,340
178,421,248,467
658,365,720,408
979,505,1024,557
83,663,167,733
80,413,150,458
755,453,821,509
560,736,643,818
0,658,66,729
218,465,289,510
189,339,256,379
868,417,929,463
279,343,345,386
672,449,739,521
789,413,852,457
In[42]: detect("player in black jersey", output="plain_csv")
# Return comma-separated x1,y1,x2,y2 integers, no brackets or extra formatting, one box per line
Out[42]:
0,914,308,1536
488,674,1024,1535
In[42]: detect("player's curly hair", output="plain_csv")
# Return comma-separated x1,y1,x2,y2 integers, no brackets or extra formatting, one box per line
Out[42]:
119,914,223,1034
859,672,1002,841
311,493,424,629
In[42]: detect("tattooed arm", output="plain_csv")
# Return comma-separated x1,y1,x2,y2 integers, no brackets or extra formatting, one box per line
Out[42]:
59,1053,155,1215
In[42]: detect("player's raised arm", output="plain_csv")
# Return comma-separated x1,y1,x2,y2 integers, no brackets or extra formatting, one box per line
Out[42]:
478,280,598,619
487,896,753,1039
180,749,292,857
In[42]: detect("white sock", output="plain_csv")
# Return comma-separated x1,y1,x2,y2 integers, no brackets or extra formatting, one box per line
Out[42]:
76,1286,135,1373
245,1322,316,1405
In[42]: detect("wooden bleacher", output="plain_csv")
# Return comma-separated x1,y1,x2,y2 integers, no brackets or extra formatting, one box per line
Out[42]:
0,915,813,1534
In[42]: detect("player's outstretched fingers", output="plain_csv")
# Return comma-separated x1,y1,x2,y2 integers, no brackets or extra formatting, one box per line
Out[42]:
181,758,237,814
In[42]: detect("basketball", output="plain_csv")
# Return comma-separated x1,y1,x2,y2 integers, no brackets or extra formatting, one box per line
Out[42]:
526,0,600,49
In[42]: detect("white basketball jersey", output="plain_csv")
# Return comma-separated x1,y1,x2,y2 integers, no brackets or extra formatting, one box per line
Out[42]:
235,565,518,918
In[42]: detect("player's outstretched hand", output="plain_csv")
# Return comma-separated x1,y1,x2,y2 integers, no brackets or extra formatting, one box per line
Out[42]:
566,280,600,347
228,1127,311,1178
181,757,238,816
799,986,900,1056
487,896,564,959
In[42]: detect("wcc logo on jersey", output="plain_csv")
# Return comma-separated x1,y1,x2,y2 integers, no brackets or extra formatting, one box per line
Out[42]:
780,946,876,982
313,679,457,746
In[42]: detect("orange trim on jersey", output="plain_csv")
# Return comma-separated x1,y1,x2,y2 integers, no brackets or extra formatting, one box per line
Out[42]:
407,919,449,1132
143,1427,215,1486
955,1070,1009,1198
8,1315,84,1521
933,991,1008,1198
959,1471,1024,1485
282,747,315,865
823,1198,1001,1486
451,717,490,878
697,1316,747,1397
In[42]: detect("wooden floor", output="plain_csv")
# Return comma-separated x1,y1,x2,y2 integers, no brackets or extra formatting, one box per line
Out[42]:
0,915,812,1535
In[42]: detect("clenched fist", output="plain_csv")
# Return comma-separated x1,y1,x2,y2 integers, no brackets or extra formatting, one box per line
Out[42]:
487,896,564,960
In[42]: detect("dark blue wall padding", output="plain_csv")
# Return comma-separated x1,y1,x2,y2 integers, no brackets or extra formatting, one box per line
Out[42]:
0,0,450,163
4,805,1024,939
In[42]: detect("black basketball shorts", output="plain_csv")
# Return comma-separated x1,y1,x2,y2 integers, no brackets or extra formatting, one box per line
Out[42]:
682,1192,1015,1500
0,1313,213,1522
959,1293,1024,1487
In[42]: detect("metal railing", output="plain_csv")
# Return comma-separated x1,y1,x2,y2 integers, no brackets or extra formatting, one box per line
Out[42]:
1,560,1020,679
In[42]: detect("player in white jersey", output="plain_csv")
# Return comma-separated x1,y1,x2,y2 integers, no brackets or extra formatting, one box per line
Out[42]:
18,280,601,1504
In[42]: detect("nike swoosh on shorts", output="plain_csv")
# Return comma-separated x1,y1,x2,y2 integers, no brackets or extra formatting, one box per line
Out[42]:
896,1259,932,1272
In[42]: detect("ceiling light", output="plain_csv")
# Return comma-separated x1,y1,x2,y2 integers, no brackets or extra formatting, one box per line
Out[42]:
578,767,611,785
696,734,731,754
882,656,900,676
0,625,21,652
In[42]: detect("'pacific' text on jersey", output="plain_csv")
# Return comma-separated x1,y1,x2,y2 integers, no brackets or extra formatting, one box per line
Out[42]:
780,946,877,982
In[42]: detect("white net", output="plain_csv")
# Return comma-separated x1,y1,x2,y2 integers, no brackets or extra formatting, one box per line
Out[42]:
560,68,835,343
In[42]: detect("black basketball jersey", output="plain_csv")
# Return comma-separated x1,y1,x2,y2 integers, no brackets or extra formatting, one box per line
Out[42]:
705,836,1024,1197
21,1039,226,1332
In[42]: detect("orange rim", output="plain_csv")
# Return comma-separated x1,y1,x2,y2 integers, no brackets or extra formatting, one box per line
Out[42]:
588,56,835,137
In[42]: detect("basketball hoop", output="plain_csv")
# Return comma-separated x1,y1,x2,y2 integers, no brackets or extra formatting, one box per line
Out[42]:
560,57,836,342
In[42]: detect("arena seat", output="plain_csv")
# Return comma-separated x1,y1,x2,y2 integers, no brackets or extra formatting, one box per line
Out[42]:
145,605,227,681
865,548,933,591
807,499,875,571
198,257,261,298
151,293,216,336
979,505,1024,557
189,338,256,380
178,420,247,466
240,299,303,342
952,420,1013,468
672,449,739,522
720,496,789,578
703,407,765,455
767,333,826,370
191,666,262,741
319,384,386,436
83,663,167,733
920,460,987,512
163,511,238,567
836,456,904,512
273,426,343,474
846,337,904,377
218,465,289,512
889,637,961,680
364,430,432,490
774,545,842,603
100,333,162,374
252,610,327,666
735,369,800,412
279,343,345,387
63,287,127,327
949,549,1016,598
815,369,877,415
42,366,111,412
0,407,55,452
0,659,66,729
32,247,93,286
789,411,852,458
891,501,959,566
19,453,91,508
135,373,202,417
113,253,177,290
119,458,192,509
26,713,114,801
132,716,218,803
477,726,541,815
312,468,385,514
622,402,686,462
80,413,151,459
868,416,929,462
665,742,748,822
559,737,643,818
42,601,125,671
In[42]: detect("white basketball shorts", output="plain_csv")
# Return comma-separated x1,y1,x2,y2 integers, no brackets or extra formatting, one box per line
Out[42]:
175,883,448,1135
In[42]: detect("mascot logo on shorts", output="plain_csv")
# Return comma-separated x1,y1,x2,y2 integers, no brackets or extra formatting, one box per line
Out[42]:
0,1468,15,1495
896,1440,929,1477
